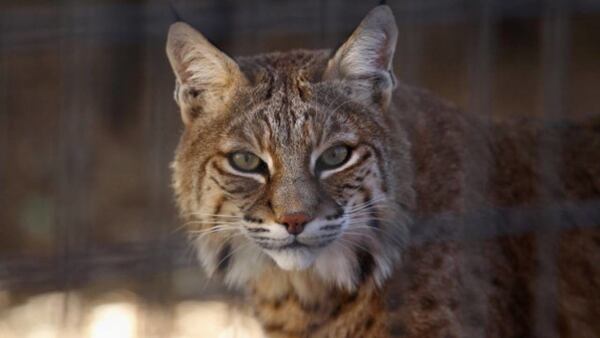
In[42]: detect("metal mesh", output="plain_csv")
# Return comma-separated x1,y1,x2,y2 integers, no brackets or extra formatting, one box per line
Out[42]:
1,0,599,337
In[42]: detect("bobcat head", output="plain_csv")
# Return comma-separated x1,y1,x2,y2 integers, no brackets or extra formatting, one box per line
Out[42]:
167,6,413,291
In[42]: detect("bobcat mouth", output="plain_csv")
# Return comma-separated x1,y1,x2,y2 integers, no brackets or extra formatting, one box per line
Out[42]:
255,236,336,251
256,238,308,251
254,233,340,271
280,239,308,250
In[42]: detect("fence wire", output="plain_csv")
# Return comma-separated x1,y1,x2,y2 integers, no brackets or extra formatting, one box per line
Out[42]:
1,1,599,337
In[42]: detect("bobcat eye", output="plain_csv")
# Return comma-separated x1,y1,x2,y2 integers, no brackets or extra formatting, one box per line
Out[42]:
229,152,264,173
316,145,351,172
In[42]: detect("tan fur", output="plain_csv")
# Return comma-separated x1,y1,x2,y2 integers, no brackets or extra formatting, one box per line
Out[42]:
248,268,387,338
166,5,600,338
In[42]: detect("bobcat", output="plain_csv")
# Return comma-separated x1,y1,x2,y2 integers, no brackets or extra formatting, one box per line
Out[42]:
166,5,600,338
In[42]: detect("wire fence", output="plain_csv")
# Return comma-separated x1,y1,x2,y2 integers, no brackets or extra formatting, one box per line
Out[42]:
1,0,599,337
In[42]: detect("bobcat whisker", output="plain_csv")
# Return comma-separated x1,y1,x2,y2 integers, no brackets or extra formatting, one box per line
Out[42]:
346,216,397,228
188,224,241,233
172,219,242,235
250,236,287,244
215,242,250,269
319,224,342,231
189,226,244,239
184,220,242,226
335,236,373,254
342,232,380,248
346,213,394,222
345,201,387,214
300,234,339,242
193,232,246,244
345,211,387,222
345,197,388,212
192,231,242,242
183,212,243,219
244,227,270,233
345,225,405,248
345,204,403,220
171,223,191,235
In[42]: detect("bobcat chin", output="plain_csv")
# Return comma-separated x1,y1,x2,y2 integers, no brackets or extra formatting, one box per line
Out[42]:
265,248,316,271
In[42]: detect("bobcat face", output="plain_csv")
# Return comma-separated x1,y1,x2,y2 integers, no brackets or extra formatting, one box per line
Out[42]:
201,78,392,272
168,6,411,290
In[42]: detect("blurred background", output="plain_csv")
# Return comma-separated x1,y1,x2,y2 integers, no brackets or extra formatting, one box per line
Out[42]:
1,0,599,337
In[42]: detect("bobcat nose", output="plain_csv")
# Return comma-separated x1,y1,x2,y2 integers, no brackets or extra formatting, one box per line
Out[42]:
278,213,312,235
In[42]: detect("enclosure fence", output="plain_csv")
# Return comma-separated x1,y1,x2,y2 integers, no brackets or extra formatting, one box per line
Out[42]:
1,0,599,337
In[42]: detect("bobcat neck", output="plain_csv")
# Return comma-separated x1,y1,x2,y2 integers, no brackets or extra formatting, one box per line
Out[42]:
248,267,388,338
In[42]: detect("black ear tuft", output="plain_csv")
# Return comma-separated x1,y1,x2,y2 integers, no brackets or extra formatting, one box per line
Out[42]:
169,1,184,22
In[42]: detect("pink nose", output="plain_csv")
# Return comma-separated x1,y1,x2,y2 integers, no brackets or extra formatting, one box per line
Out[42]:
278,213,312,235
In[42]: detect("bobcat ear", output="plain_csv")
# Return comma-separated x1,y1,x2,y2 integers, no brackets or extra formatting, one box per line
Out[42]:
166,22,247,124
324,5,398,110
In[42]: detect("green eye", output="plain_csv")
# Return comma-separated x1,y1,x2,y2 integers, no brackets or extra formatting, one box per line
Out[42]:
229,152,263,172
316,145,351,172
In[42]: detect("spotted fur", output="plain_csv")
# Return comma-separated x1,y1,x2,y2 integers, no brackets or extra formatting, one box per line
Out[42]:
166,5,600,338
